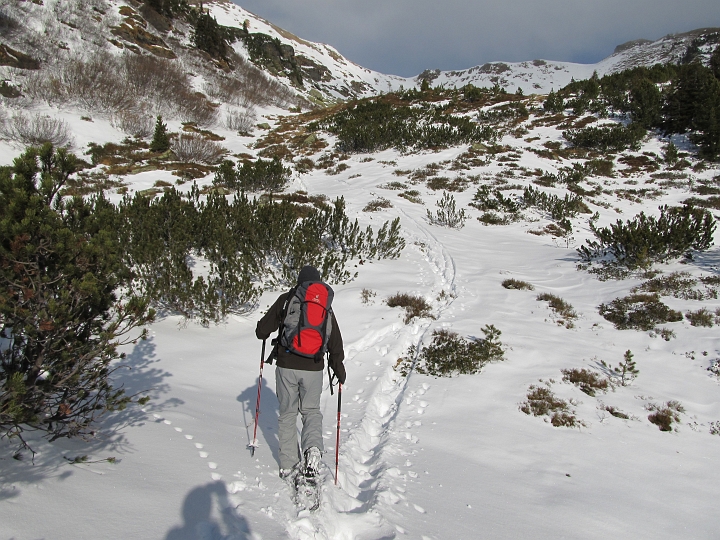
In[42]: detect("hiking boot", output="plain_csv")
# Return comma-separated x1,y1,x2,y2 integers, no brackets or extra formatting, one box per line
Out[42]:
279,462,301,482
303,447,322,478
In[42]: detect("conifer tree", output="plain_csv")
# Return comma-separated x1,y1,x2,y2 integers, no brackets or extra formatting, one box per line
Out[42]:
150,115,170,153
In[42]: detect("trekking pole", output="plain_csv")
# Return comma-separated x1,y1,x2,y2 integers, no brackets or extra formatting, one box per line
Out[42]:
335,382,342,485
249,339,266,457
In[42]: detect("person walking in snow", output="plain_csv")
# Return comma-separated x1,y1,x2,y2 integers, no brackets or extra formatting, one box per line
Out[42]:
255,265,346,482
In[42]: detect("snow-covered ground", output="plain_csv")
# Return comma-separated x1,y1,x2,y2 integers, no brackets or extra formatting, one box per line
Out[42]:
1,97,720,539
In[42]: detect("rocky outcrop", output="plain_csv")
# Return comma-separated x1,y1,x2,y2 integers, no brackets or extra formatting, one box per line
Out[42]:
110,6,176,58
0,43,40,70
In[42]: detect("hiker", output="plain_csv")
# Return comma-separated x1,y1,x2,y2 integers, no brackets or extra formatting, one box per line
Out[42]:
255,265,346,481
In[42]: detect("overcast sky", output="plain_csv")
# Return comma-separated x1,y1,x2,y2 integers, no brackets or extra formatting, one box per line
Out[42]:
232,0,720,77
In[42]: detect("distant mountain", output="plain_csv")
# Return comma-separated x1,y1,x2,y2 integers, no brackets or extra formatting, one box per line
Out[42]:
416,27,720,95
0,0,717,107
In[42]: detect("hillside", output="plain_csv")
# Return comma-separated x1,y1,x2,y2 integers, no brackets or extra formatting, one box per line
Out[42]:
1,2,720,539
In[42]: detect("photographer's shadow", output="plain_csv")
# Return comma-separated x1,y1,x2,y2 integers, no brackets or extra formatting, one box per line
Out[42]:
165,481,252,540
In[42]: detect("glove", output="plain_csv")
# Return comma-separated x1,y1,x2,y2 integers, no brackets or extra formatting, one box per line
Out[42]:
331,359,346,385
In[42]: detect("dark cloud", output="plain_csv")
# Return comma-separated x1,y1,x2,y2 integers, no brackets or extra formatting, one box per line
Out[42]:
233,0,720,76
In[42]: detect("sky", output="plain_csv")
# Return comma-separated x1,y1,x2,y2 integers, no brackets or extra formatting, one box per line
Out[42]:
232,0,720,77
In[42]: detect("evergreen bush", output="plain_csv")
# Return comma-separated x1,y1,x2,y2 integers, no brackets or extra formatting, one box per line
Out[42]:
563,122,646,153
0,145,154,450
599,293,682,331
410,326,504,377
150,116,170,153
311,98,497,153
427,192,467,228
577,205,716,269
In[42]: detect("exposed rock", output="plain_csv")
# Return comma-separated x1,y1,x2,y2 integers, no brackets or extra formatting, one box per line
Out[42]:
296,54,330,82
613,39,653,55
111,7,176,58
417,69,440,84
478,63,510,74
0,43,40,70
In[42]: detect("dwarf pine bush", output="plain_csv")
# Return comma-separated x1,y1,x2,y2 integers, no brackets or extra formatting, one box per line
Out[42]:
577,205,716,270
386,293,433,324
427,192,467,228
311,98,497,153
408,325,504,377
599,293,682,331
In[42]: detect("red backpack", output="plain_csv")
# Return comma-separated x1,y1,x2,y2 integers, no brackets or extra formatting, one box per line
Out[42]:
279,281,334,361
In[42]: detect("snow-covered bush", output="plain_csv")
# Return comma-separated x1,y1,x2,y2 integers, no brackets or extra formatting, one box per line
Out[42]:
171,133,226,164
0,111,74,148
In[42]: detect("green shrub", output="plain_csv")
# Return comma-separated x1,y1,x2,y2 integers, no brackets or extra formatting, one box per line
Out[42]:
471,185,521,213
0,144,154,450
523,185,589,221
502,278,534,290
577,205,716,269
599,293,682,331
311,98,497,153
685,308,715,327
410,325,504,376
427,192,466,228
386,293,433,324
563,122,646,152
600,350,639,385
561,368,609,396
150,115,170,153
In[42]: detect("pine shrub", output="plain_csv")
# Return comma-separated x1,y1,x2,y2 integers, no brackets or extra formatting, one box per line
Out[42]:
599,293,682,331
0,144,154,450
601,350,639,385
150,116,170,153
409,326,504,377
427,192,467,228
577,205,716,269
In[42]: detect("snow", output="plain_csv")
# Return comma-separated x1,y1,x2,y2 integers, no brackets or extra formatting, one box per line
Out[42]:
1,2,720,539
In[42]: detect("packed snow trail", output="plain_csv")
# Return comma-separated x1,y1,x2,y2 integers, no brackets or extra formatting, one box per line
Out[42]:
272,213,460,538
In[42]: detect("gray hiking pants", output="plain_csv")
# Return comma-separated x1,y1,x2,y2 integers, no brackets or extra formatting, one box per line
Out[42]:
275,366,324,470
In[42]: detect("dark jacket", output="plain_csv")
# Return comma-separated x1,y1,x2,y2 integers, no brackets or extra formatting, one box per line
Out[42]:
255,291,346,382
